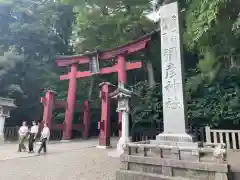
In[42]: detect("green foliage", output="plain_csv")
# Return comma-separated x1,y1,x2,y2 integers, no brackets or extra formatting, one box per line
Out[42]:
0,0,74,125
188,69,240,129
71,0,155,52
131,82,162,129
0,0,239,131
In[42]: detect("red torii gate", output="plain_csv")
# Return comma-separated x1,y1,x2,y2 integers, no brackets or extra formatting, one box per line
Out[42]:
55,32,154,142
41,90,90,138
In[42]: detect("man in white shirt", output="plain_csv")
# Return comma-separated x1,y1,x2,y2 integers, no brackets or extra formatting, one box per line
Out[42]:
18,121,29,152
28,121,39,153
38,123,50,154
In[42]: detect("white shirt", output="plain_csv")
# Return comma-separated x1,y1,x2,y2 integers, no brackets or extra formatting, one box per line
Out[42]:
41,127,50,139
18,126,29,136
30,125,38,134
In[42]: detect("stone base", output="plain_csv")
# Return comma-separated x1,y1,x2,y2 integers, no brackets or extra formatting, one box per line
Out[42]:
117,137,131,153
60,139,71,143
108,137,131,158
151,133,199,149
116,140,229,180
0,135,4,144
96,145,112,149
108,150,123,158
98,137,111,147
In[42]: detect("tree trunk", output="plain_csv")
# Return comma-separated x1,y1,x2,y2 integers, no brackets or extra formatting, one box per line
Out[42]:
146,60,156,87
230,56,236,68
88,77,95,100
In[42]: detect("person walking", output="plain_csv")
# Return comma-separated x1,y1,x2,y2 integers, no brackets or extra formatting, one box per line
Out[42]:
18,121,29,152
38,123,50,155
28,121,39,153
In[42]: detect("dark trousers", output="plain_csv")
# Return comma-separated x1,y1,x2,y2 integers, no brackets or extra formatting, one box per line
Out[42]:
38,138,47,153
18,135,26,152
28,133,36,152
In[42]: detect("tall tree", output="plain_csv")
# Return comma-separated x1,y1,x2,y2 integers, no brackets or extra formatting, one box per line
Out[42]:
0,0,74,125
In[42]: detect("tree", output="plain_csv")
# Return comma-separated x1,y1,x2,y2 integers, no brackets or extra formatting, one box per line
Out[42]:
58,0,240,131
0,0,74,125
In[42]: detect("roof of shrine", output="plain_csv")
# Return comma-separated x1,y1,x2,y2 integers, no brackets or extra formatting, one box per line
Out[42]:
56,28,160,66
0,97,17,108
109,88,133,98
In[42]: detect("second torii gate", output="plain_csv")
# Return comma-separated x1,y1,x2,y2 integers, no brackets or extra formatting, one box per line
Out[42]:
56,32,155,140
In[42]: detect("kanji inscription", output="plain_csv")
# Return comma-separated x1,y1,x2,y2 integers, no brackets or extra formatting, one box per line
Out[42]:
160,2,187,133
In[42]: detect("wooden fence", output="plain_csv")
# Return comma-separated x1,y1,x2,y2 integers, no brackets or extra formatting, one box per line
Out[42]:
205,126,240,150
4,125,240,151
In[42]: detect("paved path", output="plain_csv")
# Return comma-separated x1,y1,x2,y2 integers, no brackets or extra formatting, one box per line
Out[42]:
227,151,240,180
0,139,120,180
0,138,239,180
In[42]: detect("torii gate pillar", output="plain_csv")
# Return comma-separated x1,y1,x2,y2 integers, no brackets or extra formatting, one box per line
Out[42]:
56,32,153,140
83,100,90,139
97,83,111,148
63,64,77,140
41,90,55,129
117,56,127,137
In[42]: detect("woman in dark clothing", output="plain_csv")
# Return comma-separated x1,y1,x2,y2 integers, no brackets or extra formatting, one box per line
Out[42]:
28,121,38,153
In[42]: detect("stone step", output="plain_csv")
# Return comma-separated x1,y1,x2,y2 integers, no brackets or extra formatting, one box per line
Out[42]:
116,170,192,180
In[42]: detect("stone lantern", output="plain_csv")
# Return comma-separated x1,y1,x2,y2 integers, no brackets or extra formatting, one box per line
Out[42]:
0,98,17,143
109,82,133,155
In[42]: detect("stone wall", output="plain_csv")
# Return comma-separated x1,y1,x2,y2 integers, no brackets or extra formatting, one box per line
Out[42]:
116,142,229,180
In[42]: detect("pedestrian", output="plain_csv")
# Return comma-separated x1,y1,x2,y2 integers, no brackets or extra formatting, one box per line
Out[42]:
38,123,50,155
28,121,39,153
18,121,29,152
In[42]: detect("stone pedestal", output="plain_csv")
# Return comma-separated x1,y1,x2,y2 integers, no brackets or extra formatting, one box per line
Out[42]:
116,111,131,153
151,133,199,149
109,105,131,157
116,142,229,180
0,97,17,144
108,84,133,157
0,116,5,144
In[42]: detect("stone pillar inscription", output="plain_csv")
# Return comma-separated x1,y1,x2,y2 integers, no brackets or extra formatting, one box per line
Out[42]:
160,2,187,134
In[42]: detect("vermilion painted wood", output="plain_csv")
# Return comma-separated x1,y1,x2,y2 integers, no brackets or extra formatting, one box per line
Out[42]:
53,30,154,141
56,36,151,67
117,56,128,137
41,90,55,129
83,100,90,139
55,100,82,108
59,61,142,80
98,83,111,147
55,124,82,130
62,64,78,140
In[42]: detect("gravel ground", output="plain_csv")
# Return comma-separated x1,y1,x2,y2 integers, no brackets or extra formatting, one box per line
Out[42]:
1,138,239,180
0,139,120,180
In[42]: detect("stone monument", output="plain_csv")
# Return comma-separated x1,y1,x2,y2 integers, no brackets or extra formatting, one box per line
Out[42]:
116,1,229,180
0,97,17,143
108,82,133,157
151,0,196,148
